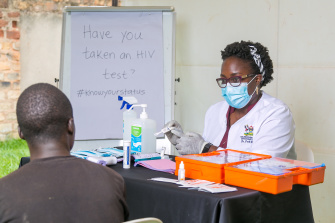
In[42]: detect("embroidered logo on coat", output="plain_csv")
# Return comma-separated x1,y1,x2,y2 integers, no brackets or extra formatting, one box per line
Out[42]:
244,125,253,136
240,125,253,143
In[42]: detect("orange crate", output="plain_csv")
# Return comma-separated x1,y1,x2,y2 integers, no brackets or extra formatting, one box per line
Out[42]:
175,149,271,184
265,158,326,186
224,166,295,194
293,167,325,185
292,166,326,186
224,158,326,194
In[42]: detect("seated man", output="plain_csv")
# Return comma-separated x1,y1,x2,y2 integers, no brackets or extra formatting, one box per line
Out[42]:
0,83,129,222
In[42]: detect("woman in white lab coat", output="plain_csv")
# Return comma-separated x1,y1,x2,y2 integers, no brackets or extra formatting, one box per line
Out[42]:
165,41,296,159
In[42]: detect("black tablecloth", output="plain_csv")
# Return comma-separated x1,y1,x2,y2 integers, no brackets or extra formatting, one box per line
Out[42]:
111,161,314,223
19,157,314,223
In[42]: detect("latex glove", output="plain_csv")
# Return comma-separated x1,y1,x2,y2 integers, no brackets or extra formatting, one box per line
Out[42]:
163,120,184,146
175,132,208,155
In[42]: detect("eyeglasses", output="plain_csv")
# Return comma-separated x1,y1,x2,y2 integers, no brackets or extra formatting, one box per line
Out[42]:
216,74,257,88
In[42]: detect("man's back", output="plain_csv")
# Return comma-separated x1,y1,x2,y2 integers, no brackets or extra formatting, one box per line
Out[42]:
0,156,129,223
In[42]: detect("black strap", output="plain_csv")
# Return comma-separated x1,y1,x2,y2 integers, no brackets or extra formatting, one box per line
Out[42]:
202,143,213,153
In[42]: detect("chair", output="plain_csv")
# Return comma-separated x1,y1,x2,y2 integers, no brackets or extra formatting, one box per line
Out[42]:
123,217,163,223
295,140,314,163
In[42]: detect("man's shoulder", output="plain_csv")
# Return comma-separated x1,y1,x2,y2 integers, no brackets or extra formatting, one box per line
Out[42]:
65,156,120,172
70,157,123,181
0,165,27,195
0,156,122,186
0,162,28,182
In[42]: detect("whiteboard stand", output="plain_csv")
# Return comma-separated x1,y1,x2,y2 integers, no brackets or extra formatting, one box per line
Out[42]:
59,6,176,155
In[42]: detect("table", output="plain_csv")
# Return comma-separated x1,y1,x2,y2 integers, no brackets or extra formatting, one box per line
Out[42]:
19,157,314,223
110,160,314,223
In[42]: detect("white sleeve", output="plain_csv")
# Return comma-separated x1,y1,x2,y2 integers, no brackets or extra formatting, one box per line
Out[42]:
202,102,227,146
202,107,212,142
252,106,296,159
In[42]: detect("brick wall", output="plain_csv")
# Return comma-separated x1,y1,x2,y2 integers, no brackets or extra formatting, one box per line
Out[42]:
0,0,118,140
11,0,115,13
0,6,20,140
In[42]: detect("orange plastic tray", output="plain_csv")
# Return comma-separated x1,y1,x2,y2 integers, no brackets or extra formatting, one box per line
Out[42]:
175,149,271,184
292,166,325,186
175,151,326,194
224,159,326,194
225,166,295,194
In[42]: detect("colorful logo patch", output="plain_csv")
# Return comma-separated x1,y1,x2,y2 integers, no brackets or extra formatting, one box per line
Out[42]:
244,125,253,136
240,125,253,143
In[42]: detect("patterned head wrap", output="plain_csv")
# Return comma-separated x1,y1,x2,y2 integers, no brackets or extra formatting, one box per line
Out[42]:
249,45,265,81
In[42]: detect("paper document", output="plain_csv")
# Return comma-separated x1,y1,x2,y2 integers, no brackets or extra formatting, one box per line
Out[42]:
198,183,237,193
149,178,237,193
149,177,179,183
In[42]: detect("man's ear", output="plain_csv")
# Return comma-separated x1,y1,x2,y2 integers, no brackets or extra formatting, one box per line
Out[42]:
67,118,75,151
67,118,75,135
18,126,25,140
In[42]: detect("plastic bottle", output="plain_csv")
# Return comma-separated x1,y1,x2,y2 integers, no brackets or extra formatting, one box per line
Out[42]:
131,104,156,154
118,96,138,141
178,161,185,181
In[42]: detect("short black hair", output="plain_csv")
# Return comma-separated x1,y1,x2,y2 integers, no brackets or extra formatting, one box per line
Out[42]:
221,40,273,87
16,83,73,143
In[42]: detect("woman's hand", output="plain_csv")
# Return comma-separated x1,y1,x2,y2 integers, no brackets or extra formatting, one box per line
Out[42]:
175,132,208,155
163,120,184,146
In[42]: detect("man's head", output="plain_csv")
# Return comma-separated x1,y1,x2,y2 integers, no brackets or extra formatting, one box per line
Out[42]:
16,83,74,148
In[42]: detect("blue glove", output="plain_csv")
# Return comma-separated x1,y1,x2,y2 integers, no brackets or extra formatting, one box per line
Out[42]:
175,132,208,155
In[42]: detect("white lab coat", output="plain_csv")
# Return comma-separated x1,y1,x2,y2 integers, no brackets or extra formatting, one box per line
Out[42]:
203,91,296,159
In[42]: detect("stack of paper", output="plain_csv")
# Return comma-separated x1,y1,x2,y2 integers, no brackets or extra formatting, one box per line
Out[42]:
149,178,237,193
72,147,137,163
135,159,176,174
132,153,161,162
198,183,237,193
95,147,137,162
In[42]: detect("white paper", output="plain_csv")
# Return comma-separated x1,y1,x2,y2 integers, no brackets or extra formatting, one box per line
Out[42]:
178,179,214,187
149,177,179,183
199,183,237,193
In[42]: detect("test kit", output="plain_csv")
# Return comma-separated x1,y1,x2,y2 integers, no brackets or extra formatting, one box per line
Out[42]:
175,149,326,194
175,149,270,184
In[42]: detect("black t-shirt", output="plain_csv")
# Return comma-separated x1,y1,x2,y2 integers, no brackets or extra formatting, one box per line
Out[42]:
0,156,129,223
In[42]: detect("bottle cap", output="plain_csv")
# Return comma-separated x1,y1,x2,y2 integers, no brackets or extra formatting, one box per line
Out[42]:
140,104,148,119
180,161,184,169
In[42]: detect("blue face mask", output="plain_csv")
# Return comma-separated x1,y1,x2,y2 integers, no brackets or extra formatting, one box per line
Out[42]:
221,76,257,109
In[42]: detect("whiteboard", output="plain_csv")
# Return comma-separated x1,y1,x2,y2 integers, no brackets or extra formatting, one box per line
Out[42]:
60,6,175,152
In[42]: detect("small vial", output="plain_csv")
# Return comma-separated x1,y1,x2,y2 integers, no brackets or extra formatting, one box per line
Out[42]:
160,147,166,158
123,140,131,169
178,161,185,181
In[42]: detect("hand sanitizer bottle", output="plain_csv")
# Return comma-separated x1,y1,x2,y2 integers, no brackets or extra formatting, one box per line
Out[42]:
131,104,156,154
